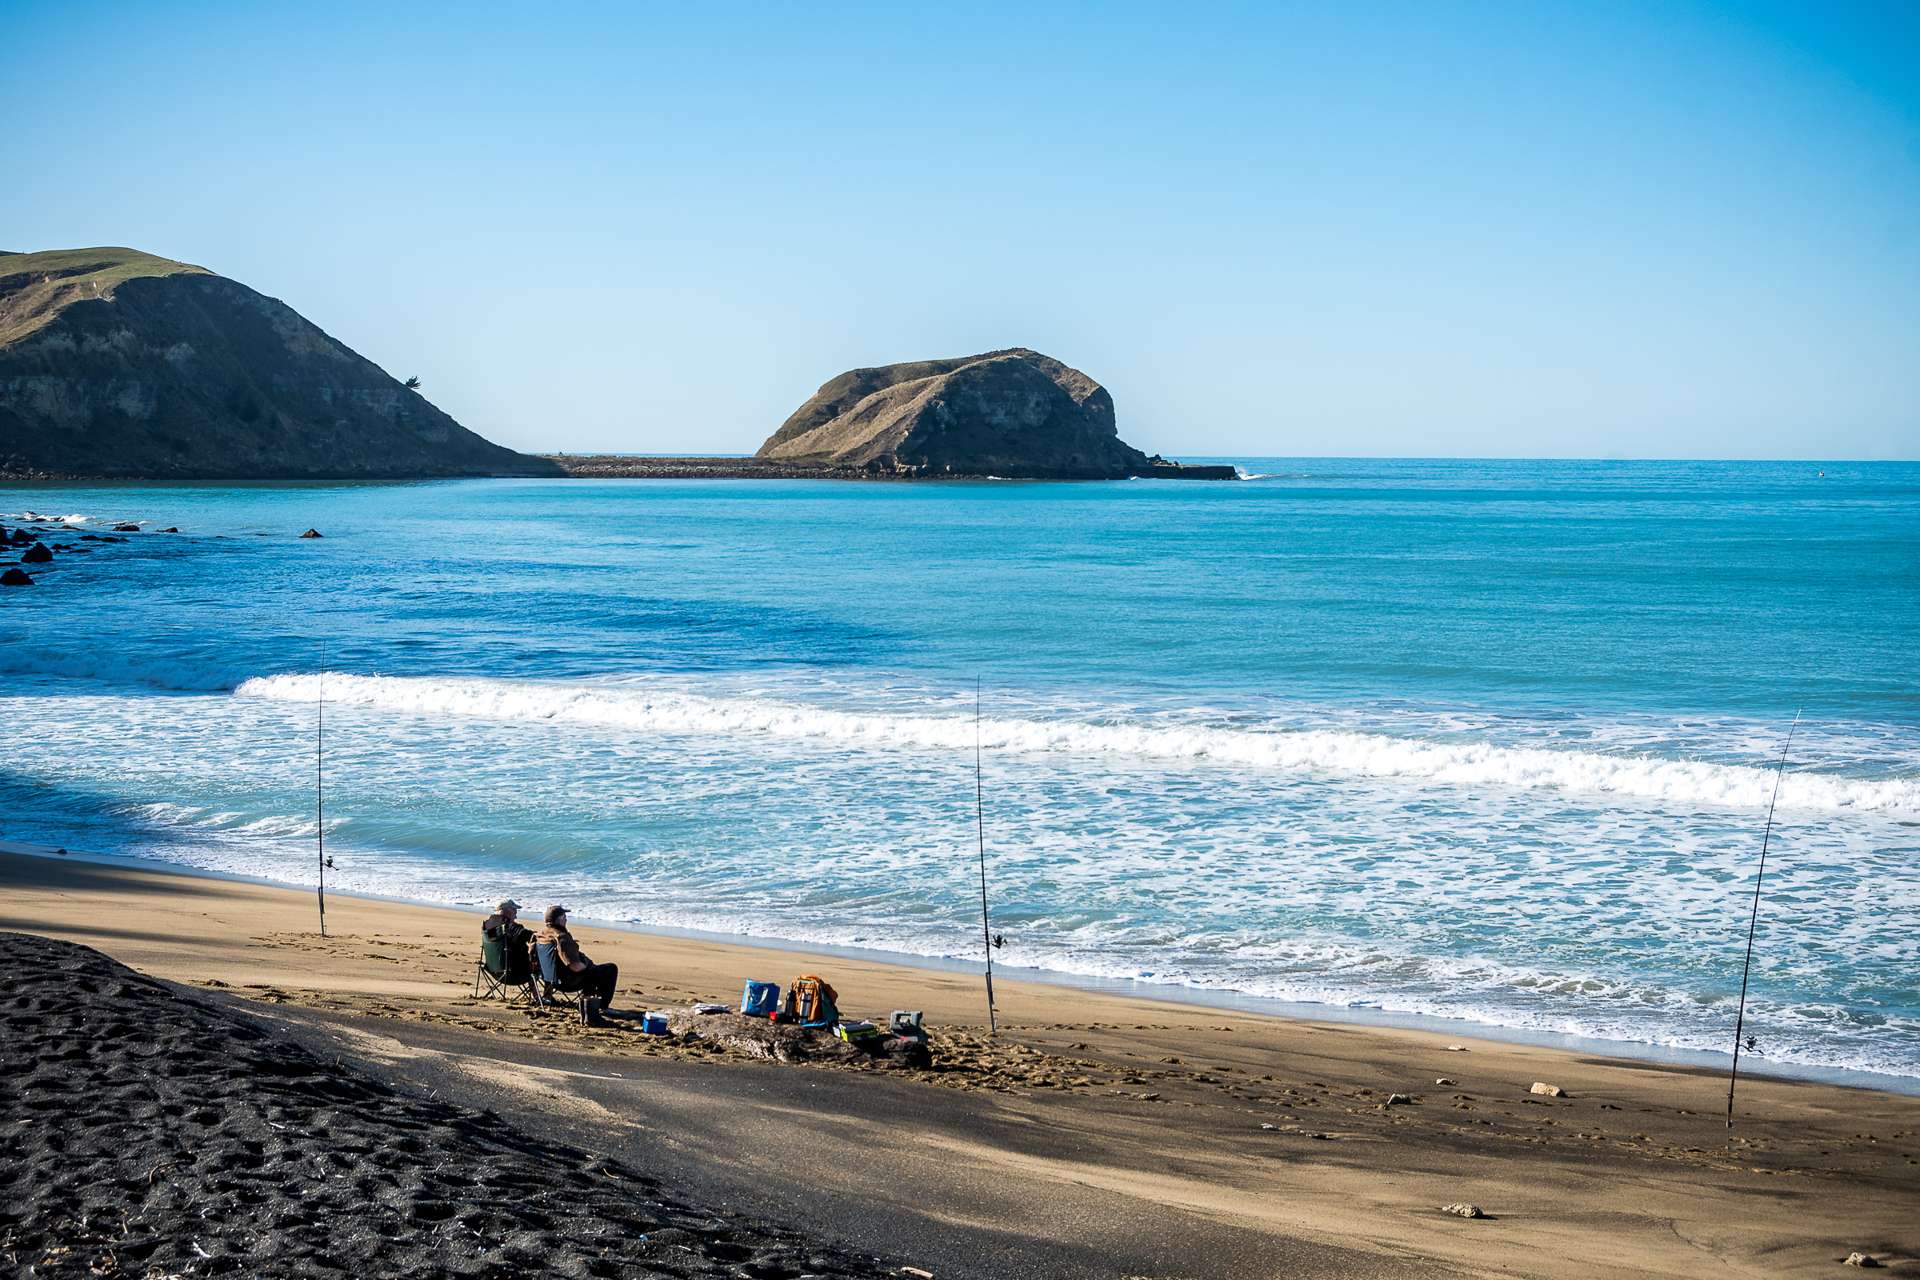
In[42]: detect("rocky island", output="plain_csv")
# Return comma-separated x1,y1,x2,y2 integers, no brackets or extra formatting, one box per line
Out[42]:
0,247,556,479
553,348,1237,481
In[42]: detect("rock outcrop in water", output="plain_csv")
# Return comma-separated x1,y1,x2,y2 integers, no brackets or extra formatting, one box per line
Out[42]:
758,348,1229,480
0,247,558,479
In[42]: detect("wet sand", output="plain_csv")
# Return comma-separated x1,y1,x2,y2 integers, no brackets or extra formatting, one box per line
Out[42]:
2,847,1915,1278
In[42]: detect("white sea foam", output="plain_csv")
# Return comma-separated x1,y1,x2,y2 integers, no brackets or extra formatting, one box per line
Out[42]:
1,510,91,524
98,814,1919,1078
233,673,1920,815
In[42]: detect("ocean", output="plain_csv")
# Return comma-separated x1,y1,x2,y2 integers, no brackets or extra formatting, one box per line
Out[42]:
3,459,1916,1086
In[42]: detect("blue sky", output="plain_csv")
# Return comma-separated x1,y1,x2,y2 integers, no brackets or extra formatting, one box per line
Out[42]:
4,1,1916,459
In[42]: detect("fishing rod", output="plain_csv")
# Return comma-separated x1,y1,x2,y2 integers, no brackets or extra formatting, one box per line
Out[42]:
975,677,997,1035
1726,708,1801,1130
316,652,327,938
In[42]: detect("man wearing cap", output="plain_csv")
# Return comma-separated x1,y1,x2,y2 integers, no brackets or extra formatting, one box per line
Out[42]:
480,898,533,987
537,904,619,1026
482,898,531,955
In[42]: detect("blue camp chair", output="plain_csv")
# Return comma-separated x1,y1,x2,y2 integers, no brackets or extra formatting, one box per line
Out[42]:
533,940,586,1014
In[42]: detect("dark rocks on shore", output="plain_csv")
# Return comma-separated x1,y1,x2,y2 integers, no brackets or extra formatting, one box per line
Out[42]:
158,526,178,533
0,515,160,587
1,567,33,586
546,454,902,481
111,522,140,532
1141,454,1241,480
299,527,323,538
0,932,898,1279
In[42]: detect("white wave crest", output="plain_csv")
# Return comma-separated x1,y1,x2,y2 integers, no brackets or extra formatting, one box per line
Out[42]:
232,673,1920,815
2,510,91,524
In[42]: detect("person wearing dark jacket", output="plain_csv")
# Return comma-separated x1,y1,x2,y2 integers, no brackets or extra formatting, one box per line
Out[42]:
481,899,533,980
482,898,529,942
536,904,619,1026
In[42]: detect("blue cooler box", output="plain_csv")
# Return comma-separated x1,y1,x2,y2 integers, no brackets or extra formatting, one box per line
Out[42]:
741,981,780,1017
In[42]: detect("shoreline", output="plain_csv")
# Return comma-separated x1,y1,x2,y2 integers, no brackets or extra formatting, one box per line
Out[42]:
4,841,1916,1278
4,837,1911,1097
544,453,1242,480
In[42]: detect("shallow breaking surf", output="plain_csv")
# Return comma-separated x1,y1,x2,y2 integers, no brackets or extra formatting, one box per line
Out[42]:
236,672,1920,816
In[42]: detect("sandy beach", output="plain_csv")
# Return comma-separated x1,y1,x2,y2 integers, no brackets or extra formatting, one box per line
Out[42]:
3,845,1914,1278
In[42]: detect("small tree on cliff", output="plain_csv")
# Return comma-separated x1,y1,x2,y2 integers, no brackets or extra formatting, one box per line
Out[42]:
403,375,422,391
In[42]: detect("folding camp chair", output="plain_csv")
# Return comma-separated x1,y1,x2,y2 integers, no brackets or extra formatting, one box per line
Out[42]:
533,940,587,1014
474,927,536,1005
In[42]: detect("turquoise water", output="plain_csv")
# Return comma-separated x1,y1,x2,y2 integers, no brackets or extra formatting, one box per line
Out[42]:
3,460,1917,1083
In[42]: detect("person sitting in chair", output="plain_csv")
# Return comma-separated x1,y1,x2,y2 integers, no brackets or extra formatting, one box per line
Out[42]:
477,898,533,991
483,898,530,944
537,904,619,1026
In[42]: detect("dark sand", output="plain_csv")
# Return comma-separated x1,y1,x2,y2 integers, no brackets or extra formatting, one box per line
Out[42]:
0,933,895,1279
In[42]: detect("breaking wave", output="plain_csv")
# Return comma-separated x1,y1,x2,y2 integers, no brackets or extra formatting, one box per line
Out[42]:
1,510,92,524
233,673,1920,815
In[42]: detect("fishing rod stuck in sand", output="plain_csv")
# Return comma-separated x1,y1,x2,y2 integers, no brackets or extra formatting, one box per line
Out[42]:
315,653,329,938
975,677,998,1035
1726,708,1801,1131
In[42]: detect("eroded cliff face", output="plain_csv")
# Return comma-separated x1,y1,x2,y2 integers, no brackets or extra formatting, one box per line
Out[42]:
757,348,1151,479
0,249,555,478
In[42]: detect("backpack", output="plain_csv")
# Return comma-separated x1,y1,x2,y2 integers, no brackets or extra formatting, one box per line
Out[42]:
784,974,839,1026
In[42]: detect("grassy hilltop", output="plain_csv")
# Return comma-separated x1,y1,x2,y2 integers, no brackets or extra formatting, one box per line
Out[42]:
0,247,213,347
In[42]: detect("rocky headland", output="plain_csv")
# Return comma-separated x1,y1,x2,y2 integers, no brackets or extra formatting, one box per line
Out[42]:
0,261,1232,484
0,247,557,480
752,347,1236,480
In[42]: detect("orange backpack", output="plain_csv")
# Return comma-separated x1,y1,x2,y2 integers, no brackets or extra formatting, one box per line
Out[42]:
784,974,839,1025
